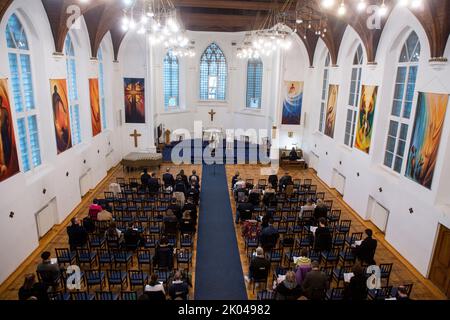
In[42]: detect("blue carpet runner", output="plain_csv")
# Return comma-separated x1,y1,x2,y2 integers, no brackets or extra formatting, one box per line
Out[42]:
194,164,248,300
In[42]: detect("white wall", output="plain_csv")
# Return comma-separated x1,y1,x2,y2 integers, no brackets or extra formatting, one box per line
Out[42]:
0,0,122,283
300,6,450,277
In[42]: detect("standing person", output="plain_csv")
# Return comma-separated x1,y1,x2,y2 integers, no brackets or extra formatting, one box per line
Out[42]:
36,251,61,289
163,168,175,188
300,198,316,218
231,171,240,190
67,217,88,251
189,170,199,185
275,271,303,300
313,218,332,252
140,168,151,189
295,249,312,286
148,172,160,194
313,199,328,223
245,247,270,284
259,219,279,252
353,229,377,265
88,199,103,220
268,172,278,190
279,172,293,191
343,263,368,300
18,274,48,301
302,261,329,300
179,169,189,189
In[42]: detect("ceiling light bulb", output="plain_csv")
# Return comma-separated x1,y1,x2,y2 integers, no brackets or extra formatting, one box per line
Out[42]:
411,0,422,8
379,3,388,16
338,2,346,16
321,0,335,8
357,0,367,11
398,0,409,6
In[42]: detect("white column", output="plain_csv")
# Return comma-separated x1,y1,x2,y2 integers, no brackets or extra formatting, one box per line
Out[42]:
145,36,156,152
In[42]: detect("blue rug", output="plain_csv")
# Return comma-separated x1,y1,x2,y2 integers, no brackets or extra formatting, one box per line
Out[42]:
194,164,248,300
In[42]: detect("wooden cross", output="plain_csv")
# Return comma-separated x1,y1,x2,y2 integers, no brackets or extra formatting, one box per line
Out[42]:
130,130,142,148
209,109,216,122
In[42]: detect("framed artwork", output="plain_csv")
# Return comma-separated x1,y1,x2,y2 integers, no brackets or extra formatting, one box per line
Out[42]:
50,79,72,154
281,81,303,125
124,78,145,123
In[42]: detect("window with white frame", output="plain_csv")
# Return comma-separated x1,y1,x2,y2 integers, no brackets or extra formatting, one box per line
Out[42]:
319,53,331,132
98,47,107,129
344,44,364,147
64,34,81,145
163,50,179,109
6,14,41,172
200,43,227,101
383,31,420,173
246,58,263,109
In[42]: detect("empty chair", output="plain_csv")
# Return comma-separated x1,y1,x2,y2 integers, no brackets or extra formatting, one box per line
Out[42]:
345,232,363,247
97,249,114,270
321,249,340,267
137,249,153,272
76,248,97,268
324,200,333,210
325,287,345,301
380,263,393,286
327,209,341,224
268,248,283,265
89,233,106,250
332,265,354,286
112,249,133,270
55,248,76,266
70,291,95,301
180,233,193,248
85,270,105,293
368,286,393,300
176,249,192,271
144,234,158,250
257,290,275,300
120,291,138,301
128,270,149,291
107,270,128,291
339,247,356,266
95,291,119,301
336,220,352,234
332,232,346,250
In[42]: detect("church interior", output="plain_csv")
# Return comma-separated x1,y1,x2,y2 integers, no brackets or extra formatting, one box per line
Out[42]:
0,0,449,302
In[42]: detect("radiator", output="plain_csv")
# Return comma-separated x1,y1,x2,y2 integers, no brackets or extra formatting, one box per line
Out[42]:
332,170,346,196
368,198,390,233
35,199,57,238
309,152,319,170
79,169,92,197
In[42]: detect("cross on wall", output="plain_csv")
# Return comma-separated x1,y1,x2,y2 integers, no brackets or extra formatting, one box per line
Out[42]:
130,129,142,148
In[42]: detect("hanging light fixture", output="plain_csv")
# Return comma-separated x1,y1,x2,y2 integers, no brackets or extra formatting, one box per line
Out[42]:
121,0,195,56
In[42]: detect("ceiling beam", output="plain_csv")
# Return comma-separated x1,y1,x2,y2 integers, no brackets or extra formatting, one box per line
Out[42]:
173,0,286,11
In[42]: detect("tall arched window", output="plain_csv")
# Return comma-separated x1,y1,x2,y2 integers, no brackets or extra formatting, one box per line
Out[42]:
98,48,107,129
6,14,41,172
246,58,263,109
64,34,81,145
200,43,227,101
319,53,331,132
344,44,364,147
384,31,421,173
163,50,179,109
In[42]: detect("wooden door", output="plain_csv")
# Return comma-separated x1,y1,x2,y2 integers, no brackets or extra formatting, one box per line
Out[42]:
429,225,450,298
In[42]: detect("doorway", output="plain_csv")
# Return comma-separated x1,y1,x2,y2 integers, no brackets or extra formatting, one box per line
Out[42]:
429,224,450,298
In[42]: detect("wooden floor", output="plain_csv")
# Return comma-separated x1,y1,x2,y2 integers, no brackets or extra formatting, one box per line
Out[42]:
0,163,202,300
0,163,446,300
225,164,446,300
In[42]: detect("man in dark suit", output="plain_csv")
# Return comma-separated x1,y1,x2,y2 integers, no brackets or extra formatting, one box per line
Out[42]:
268,173,278,190
148,172,160,194
236,200,254,224
302,261,329,300
313,218,332,252
140,169,151,188
123,222,144,250
260,219,279,252
163,168,175,188
278,172,293,191
313,199,329,223
66,218,88,251
353,229,377,265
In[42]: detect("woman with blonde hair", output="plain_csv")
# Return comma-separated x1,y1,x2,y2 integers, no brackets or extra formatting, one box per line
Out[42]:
274,271,303,300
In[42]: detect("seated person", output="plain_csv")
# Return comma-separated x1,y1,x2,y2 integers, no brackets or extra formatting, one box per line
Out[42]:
163,209,179,235
275,271,303,300
352,229,377,265
179,169,189,189
180,211,196,234
245,247,270,283
168,199,182,221
182,198,198,223
236,198,254,224
262,184,276,207
186,184,200,205
260,219,279,252
36,251,61,289
313,218,332,252
168,271,189,300
153,237,174,270
144,274,166,300
289,147,299,161
88,199,103,220
104,222,123,244
248,187,262,206
18,274,48,301
300,199,316,218
148,172,160,194
67,218,88,251
279,172,293,191
123,222,144,250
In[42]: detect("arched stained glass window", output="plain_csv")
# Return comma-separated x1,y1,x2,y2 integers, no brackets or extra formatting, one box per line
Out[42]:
246,58,263,109
200,43,227,101
164,50,179,109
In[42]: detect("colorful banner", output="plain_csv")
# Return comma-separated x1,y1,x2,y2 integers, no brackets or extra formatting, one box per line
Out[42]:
0,79,20,182
89,78,102,137
281,81,304,125
324,84,339,138
405,92,448,189
124,78,145,123
355,85,378,153
50,79,72,154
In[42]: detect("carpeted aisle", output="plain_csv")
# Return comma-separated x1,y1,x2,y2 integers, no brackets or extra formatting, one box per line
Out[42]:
194,164,248,300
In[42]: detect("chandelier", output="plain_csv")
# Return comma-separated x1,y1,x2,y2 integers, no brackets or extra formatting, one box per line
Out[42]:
121,0,194,55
